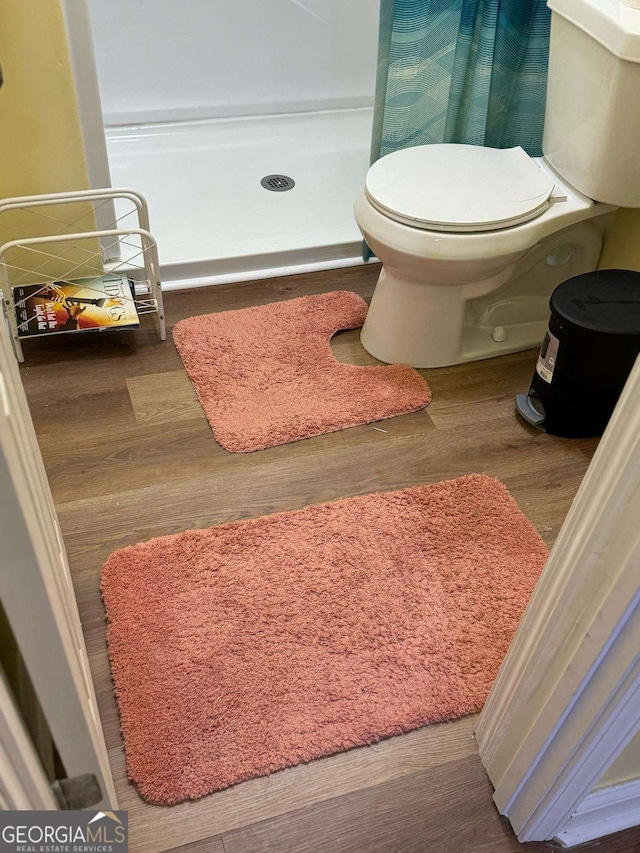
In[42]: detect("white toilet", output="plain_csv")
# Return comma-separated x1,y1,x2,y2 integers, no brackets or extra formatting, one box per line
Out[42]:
354,0,640,368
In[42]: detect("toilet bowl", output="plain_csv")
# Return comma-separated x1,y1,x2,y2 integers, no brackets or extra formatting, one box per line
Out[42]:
354,0,640,368
355,147,613,367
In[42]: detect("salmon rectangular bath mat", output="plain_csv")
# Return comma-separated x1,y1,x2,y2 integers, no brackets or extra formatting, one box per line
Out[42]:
102,474,548,805
172,291,431,451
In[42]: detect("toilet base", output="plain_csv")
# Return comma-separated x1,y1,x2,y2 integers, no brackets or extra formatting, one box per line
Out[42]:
361,220,606,369
361,268,467,368
360,269,545,368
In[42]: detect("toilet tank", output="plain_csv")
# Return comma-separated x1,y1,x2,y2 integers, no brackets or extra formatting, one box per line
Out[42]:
543,0,640,207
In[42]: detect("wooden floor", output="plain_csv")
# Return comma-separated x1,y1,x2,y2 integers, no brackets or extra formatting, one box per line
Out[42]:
20,266,640,853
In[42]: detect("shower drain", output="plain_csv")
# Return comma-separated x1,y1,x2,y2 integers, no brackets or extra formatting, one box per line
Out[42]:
261,174,295,192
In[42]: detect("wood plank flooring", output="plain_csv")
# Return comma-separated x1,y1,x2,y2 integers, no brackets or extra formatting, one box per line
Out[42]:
19,265,640,853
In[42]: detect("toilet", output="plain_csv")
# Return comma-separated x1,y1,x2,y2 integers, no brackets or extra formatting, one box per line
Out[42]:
354,0,640,368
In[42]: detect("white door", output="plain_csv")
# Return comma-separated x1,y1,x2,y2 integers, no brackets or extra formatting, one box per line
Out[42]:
477,356,640,845
0,313,116,809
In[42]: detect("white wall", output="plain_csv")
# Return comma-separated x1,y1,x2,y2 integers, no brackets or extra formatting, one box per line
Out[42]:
86,0,380,126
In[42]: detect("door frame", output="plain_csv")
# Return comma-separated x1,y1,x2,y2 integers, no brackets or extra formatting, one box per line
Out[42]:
0,313,117,809
477,356,640,843
60,0,115,228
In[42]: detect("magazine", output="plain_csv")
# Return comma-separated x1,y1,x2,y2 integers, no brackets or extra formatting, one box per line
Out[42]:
13,274,139,338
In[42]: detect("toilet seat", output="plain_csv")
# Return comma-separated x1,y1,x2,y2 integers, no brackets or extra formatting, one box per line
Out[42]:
365,144,556,233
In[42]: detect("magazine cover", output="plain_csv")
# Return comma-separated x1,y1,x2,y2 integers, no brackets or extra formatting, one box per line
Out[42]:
13,274,140,338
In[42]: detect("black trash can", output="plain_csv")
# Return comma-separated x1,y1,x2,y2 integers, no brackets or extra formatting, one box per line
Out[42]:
515,269,640,438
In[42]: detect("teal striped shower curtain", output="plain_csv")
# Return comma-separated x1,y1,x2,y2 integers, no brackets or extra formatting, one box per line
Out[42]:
370,0,551,163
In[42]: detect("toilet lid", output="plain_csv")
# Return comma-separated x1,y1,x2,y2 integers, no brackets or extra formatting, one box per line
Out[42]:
365,144,556,232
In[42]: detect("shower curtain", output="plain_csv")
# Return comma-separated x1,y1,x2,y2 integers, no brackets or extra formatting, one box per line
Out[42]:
370,0,552,163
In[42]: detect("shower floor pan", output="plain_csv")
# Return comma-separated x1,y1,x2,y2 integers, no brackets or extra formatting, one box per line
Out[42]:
105,108,375,288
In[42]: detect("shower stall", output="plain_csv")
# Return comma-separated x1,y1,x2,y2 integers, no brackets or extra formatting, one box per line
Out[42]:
83,0,380,286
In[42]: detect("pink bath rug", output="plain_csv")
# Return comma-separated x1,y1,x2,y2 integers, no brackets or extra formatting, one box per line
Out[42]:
102,474,548,805
172,291,431,451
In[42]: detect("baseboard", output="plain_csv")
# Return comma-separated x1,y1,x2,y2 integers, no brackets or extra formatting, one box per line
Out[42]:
554,779,640,847
161,256,380,292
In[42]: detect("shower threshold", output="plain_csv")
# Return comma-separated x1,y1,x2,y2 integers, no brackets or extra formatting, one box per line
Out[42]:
105,107,377,289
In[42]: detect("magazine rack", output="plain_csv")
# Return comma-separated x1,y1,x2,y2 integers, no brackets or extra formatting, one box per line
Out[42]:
0,188,166,362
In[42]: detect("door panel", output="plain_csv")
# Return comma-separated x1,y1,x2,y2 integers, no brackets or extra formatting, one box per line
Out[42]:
0,317,116,809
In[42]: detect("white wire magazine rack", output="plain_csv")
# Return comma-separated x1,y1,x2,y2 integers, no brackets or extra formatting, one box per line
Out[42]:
0,187,166,362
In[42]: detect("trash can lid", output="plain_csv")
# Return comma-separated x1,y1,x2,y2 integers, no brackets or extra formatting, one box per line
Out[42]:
550,269,640,335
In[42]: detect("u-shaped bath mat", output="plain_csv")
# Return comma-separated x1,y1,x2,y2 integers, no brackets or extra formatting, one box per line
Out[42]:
173,290,431,451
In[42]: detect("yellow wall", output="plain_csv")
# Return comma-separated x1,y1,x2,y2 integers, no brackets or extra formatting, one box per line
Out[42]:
0,0,101,283
596,732,640,790
0,0,90,198
598,210,640,272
